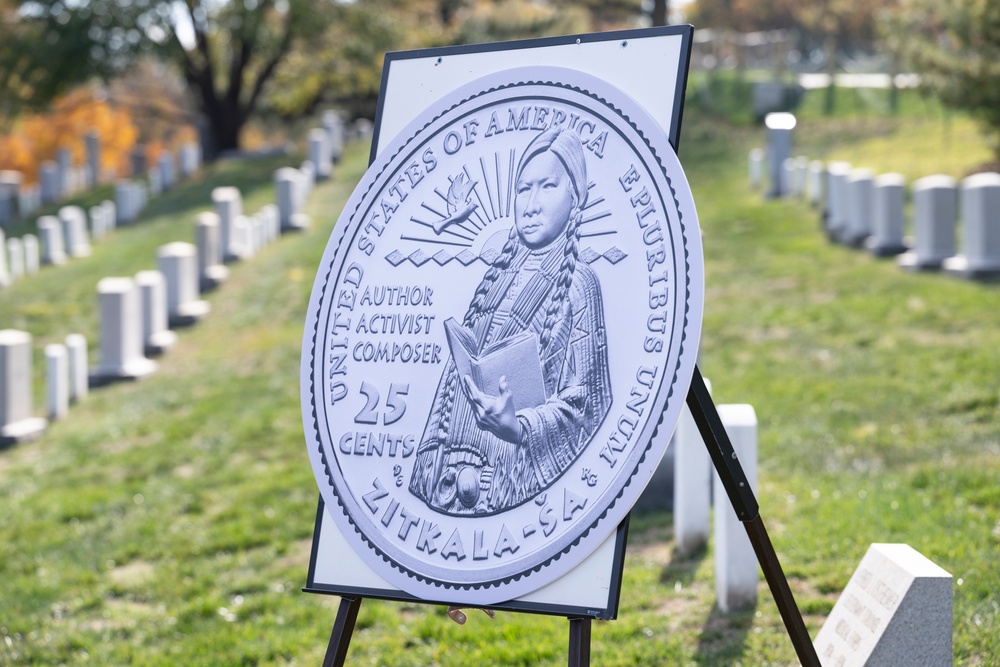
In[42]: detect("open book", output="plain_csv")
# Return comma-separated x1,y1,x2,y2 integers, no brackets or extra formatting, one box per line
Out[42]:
443,317,547,411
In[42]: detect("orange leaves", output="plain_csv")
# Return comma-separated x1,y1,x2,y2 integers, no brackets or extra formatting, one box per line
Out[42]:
0,87,138,184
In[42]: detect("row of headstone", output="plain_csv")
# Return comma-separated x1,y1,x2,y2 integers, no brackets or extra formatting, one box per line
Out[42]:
750,147,1000,280
2,126,329,444
0,229,40,288
0,134,202,229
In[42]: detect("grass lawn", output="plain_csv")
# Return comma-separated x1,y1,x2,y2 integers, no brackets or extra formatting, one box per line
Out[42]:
0,98,998,665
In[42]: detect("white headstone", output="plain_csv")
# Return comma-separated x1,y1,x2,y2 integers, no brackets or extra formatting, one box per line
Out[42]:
714,404,758,612
261,204,279,244
135,270,178,355
825,162,852,241
65,333,88,402
148,165,163,197
19,183,40,218
898,175,956,271
793,156,809,199
179,144,199,178
89,205,106,240
943,172,1000,278
674,378,712,555
7,237,24,280
157,242,210,327
58,206,92,257
0,228,8,288
102,200,117,231
212,186,243,262
309,128,332,181
37,216,67,266
867,173,907,257
844,168,875,247
45,343,69,421
115,182,138,225
808,161,825,207
782,157,797,197
0,330,47,443
56,148,71,199
85,130,101,187
40,161,59,204
323,110,345,164
300,160,315,200
231,215,250,260
814,543,952,667
91,277,157,382
20,234,38,275
195,212,228,291
765,113,795,198
0,170,21,226
275,168,310,231
159,152,175,190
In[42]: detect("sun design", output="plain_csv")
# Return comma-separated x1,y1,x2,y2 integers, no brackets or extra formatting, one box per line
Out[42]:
395,148,617,263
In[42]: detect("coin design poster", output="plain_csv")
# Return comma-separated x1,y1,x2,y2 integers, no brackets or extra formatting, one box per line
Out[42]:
302,66,703,605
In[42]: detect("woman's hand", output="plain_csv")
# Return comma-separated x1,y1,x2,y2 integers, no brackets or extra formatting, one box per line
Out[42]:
462,375,520,442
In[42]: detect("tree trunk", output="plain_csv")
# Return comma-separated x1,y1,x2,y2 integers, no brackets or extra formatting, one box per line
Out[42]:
198,94,245,161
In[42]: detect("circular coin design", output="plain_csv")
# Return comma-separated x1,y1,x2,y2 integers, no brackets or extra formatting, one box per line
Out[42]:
302,66,703,604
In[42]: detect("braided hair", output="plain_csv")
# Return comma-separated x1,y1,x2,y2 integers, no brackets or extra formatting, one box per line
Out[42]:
436,126,588,444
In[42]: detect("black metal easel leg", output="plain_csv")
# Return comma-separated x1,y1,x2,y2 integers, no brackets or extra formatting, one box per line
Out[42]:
567,616,592,667
323,596,363,667
686,366,821,667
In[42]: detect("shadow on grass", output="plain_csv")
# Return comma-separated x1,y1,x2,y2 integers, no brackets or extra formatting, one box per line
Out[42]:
659,538,707,589
694,602,756,665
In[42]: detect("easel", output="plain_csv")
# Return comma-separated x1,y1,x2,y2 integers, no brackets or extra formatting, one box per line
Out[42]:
318,367,820,667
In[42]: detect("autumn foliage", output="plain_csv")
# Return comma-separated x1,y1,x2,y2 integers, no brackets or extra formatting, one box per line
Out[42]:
0,88,138,185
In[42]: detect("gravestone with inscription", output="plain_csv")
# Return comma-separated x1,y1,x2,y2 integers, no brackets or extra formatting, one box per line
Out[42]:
814,543,952,666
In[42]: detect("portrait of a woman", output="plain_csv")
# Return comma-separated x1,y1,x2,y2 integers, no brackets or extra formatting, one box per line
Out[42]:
409,125,613,515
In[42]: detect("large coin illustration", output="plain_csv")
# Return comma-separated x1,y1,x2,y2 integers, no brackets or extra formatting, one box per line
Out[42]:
302,66,703,604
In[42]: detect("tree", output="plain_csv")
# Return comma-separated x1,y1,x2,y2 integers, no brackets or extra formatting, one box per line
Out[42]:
0,0,330,159
888,0,1000,158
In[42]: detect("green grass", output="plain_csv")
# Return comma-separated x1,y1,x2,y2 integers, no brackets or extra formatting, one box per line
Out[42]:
1,106,998,666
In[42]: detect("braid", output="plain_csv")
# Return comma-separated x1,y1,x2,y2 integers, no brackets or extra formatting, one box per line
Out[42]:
538,208,581,353
463,225,519,328
438,226,520,443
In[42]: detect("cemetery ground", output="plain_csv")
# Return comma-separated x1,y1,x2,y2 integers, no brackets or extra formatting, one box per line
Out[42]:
1,96,999,665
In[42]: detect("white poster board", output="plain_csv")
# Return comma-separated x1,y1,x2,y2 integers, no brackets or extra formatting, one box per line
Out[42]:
305,26,694,619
